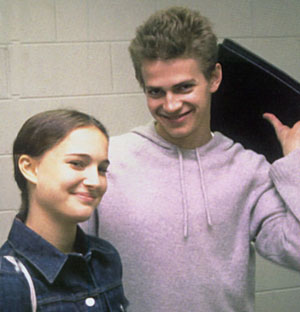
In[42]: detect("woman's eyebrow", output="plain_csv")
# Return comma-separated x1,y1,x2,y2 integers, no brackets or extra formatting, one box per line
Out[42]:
65,154,110,165
65,153,90,158
101,159,110,166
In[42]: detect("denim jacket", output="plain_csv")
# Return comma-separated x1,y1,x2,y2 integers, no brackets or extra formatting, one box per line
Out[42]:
0,217,129,311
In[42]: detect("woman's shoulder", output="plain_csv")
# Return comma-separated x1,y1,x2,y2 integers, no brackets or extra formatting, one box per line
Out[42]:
85,234,124,281
0,256,32,311
86,234,120,257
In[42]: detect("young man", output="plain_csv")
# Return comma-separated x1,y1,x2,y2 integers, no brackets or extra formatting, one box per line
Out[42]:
83,7,300,312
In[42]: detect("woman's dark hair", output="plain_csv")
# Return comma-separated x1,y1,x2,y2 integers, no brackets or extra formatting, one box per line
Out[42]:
13,109,108,218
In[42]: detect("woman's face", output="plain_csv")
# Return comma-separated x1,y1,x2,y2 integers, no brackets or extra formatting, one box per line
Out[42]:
30,126,109,225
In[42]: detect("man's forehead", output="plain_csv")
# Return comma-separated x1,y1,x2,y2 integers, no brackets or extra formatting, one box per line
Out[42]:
141,57,204,88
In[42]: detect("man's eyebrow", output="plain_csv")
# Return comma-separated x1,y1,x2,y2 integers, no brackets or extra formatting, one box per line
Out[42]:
173,79,196,88
144,85,162,90
145,79,196,90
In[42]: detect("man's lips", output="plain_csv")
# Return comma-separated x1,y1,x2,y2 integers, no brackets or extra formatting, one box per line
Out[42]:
159,110,192,120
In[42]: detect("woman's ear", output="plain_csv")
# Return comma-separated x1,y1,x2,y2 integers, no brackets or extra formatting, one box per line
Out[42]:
18,155,38,185
209,63,222,93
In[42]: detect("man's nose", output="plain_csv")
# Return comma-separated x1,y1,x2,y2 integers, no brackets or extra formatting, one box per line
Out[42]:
163,93,182,113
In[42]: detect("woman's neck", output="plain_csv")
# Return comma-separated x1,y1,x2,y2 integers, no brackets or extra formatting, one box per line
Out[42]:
26,209,77,254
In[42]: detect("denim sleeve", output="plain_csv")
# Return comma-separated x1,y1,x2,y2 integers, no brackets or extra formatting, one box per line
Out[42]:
0,270,32,311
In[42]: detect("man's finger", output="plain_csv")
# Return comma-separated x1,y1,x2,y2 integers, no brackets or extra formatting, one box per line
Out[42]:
263,113,283,130
263,112,288,141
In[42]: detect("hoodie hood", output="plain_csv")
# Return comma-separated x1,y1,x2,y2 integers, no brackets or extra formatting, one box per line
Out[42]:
130,121,234,237
131,121,232,155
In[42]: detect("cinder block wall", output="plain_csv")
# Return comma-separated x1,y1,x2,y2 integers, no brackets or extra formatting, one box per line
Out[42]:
1,1,299,311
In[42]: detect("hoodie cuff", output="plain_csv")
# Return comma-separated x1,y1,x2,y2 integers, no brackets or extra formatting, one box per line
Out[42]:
270,149,300,221
271,149,300,183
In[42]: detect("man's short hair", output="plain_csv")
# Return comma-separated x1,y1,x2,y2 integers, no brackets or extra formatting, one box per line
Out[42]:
129,6,218,88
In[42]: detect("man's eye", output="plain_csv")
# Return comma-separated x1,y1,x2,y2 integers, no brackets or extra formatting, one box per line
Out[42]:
176,84,193,93
147,89,163,98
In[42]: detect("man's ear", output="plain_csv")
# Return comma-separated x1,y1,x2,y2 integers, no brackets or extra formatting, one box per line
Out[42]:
209,63,222,93
18,155,38,185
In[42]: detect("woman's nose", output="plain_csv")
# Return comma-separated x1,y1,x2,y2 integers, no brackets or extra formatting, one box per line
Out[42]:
83,167,100,187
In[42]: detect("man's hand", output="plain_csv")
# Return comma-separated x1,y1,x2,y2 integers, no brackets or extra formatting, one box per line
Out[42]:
263,113,300,156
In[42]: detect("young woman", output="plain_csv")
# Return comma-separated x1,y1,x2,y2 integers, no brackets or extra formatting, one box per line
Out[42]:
0,109,128,311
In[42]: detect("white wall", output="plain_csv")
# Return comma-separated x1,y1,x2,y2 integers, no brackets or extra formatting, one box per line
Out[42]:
1,1,299,311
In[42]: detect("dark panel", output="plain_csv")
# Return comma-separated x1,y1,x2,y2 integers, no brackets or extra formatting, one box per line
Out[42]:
211,39,300,162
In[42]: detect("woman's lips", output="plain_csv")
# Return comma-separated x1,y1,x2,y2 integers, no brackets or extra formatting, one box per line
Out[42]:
75,192,97,203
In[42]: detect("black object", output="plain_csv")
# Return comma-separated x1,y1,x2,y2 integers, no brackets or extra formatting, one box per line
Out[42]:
211,39,300,163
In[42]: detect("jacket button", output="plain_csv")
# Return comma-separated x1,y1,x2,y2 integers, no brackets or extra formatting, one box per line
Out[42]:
120,304,125,311
85,297,95,307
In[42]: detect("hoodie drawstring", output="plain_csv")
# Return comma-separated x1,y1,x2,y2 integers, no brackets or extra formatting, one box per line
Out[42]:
177,149,189,239
177,148,212,239
196,150,212,227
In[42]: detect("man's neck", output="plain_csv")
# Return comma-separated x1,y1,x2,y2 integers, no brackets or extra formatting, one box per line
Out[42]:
154,122,213,149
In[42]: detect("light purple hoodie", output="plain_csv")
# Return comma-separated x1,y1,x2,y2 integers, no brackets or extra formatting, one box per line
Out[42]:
82,121,300,312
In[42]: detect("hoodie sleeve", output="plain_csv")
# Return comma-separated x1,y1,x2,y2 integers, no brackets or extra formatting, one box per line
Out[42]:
254,149,300,271
270,149,300,219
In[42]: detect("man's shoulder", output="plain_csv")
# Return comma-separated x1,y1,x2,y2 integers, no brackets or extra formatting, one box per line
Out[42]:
215,132,270,171
110,131,139,146
109,130,152,158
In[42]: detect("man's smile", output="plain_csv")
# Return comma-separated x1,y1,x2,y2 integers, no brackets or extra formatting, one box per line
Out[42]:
159,109,193,121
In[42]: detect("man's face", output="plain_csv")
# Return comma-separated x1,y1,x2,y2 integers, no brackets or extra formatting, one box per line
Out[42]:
142,58,222,148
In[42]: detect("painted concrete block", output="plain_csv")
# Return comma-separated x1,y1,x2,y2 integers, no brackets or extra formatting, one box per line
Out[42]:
256,253,300,291
235,38,300,82
17,43,112,97
0,0,11,43
0,48,8,98
256,288,300,312
156,0,253,37
17,0,56,42
252,0,300,37
0,156,20,213
111,42,141,93
56,0,88,42
0,211,16,246
87,0,155,41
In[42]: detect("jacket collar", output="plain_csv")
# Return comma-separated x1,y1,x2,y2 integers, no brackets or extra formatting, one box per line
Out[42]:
7,217,103,284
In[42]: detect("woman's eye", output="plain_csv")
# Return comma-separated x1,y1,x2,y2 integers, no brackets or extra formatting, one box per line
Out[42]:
69,160,85,169
98,166,109,174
